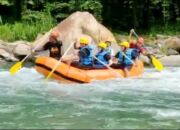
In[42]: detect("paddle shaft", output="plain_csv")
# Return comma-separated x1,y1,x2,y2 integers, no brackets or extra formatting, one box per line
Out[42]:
94,56,122,78
128,30,133,41
132,30,139,38
122,52,135,65
46,41,74,80
112,41,136,65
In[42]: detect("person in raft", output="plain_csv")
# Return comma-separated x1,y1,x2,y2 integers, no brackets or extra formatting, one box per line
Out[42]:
130,37,146,54
72,37,94,69
105,41,115,66
129,30,147,63
43,31,62,60
111,41,138,77
93,42,111,69
105,41,115,56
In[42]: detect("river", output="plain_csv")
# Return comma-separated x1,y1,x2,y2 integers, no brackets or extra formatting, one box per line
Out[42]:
0,67,180,129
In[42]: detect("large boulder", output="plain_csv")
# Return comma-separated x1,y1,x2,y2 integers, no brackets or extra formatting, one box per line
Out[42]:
0,40,13,51
33,11,118,55
159,55,180,66
158,37,180,53
156,34,170,40
167,48,179,56
13,43,31,56
0,48,18,61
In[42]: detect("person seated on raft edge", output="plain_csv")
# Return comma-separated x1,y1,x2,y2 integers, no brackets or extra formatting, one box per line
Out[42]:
93,42,111,69
111,41,138,77
70,37,94,69
43,31,62,60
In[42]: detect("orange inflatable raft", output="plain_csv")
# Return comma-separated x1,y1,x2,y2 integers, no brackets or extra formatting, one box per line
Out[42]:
35,56,144,83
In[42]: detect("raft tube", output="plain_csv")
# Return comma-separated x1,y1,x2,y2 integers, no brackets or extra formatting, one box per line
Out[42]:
35,56,144,83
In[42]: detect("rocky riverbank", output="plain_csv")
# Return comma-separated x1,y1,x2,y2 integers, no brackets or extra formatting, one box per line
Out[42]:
0,34,180,67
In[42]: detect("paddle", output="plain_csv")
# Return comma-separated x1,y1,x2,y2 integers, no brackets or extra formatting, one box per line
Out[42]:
9,30,52,75
128,29,133,41
94,56,122,78
150,55,163,71
131,29,164,71
45,41,74,80
125,29,136,65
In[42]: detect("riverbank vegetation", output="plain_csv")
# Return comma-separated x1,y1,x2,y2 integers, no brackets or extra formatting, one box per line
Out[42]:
0,0,180,42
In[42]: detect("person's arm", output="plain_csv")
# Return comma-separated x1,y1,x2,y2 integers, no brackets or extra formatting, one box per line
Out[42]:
74,42,80,49
104,53,111,61
104,53,113,66
112,52,119,63
43,42,50,50
79,48,90,57
33,42,50,53
58,41,63,46
140,47,147,55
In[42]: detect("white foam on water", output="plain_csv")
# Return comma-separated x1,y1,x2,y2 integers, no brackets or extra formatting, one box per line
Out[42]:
1,67,179,92
0,67,180,128
0,104,23,114
143,108,180,120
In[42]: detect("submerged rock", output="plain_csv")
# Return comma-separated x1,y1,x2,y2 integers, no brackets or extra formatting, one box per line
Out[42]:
13,43,31,56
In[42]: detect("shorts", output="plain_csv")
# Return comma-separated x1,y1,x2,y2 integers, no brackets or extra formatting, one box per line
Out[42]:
111,63,132,70
71,61,93,70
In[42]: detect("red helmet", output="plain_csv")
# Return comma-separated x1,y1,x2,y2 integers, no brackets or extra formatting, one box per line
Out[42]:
138,37,144,44
50,31,59,38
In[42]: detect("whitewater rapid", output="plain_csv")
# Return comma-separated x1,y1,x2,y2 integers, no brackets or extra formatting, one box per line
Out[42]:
0,67,180,129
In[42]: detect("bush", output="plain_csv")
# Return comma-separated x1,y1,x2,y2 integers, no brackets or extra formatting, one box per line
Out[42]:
0,13,55,42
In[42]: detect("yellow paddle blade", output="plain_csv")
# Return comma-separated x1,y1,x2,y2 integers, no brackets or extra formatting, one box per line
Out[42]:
9,62,22,75
45,71,54,81
151,56,164,72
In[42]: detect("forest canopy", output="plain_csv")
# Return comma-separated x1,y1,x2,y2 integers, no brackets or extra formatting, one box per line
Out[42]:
0,0,180,41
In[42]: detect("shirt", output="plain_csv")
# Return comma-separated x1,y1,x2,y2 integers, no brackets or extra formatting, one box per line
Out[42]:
43,40,62,59
130,43,146,54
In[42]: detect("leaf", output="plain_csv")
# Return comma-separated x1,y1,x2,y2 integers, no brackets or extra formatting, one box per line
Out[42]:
0,0,12,6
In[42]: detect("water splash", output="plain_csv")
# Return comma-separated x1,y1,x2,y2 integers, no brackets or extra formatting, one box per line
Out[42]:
0,67,180,128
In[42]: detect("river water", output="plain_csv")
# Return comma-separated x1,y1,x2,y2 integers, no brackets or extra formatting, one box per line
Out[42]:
0,67,180,129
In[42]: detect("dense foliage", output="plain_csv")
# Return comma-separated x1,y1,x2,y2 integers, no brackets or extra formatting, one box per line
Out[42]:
0,0,179,41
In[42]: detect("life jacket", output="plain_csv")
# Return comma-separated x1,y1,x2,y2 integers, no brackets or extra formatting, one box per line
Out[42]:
79,45,93,66
118,49,133,66
95,50,109,67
